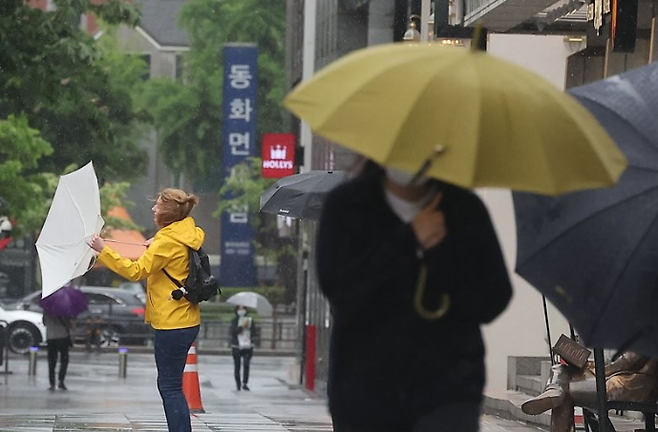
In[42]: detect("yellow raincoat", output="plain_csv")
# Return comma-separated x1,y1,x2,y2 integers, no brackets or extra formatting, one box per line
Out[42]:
97,217,204,330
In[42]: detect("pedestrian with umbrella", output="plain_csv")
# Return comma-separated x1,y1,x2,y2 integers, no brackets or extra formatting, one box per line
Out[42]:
40,284,87,392
283,32,627,432
229,305,259,391
42,312,74,391
315,159,513,431
89,188,205,432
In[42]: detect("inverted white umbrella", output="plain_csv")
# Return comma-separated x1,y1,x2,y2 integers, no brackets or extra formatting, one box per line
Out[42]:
226,291,273,316
36,162,105,298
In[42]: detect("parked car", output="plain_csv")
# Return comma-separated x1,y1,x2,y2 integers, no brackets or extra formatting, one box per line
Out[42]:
117,281,146,304
12,286,152,347
0,301,47,354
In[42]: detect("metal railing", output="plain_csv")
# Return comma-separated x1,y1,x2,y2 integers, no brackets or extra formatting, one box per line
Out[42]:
196,318,300,352
89,317,301,353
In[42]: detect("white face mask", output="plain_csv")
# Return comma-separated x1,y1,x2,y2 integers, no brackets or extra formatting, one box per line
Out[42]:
385,167,428,187
237,309,247,317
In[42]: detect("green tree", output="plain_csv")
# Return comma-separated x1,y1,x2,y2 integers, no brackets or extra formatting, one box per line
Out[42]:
0,115,54,236
0,115,136,236
0,0,147,183
0,0,149,233
142,0,287,188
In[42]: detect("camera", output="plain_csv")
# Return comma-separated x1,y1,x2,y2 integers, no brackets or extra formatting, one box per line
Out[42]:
170,287,188,300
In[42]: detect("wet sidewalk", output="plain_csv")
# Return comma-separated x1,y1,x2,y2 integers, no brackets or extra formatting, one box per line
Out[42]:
0,351,543,431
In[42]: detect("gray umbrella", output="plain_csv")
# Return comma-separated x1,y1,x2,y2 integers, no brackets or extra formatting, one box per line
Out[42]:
259,170,345,220
514,61,658,357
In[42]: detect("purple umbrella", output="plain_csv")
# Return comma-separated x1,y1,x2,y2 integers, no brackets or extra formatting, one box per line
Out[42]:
39,284,88,318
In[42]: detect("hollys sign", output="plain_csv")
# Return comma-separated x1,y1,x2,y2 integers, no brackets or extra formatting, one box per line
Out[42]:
262,133,295,178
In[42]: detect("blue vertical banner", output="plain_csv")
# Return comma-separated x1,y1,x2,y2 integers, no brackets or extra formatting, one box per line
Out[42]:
220,43,258,287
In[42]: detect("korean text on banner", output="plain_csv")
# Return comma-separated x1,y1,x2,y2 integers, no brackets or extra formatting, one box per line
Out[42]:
220,44,258,287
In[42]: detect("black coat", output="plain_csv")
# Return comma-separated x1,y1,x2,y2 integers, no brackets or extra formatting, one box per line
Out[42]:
316,171,513,429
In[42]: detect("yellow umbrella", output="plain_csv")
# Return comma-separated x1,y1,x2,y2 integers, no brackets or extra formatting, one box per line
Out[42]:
283,43,627,195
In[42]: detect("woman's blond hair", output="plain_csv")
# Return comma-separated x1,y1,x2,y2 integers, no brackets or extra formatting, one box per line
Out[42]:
154,188,199,227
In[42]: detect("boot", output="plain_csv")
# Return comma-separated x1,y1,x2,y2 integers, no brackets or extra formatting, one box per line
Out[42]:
605,351,649,377
606,358,658,404
522,364,569,415
550,396,575,432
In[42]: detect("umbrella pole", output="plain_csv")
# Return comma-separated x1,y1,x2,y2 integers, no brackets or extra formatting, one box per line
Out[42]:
594,347,610,432
542,296,555,365
569,324,577,341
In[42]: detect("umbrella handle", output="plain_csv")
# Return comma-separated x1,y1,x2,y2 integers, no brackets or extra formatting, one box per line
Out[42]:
411,145,445,186
413,263,450,320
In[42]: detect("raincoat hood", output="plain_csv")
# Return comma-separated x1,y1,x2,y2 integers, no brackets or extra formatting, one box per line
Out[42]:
158,217,205,250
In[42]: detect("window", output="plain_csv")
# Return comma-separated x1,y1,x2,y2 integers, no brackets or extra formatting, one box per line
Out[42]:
175,54,184,81
85,293,122,305
140,54,151,81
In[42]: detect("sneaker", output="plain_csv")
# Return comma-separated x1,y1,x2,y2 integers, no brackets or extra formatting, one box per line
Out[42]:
58,382,67,391
521,387,563,415
48,386,56,392
242,384,250,391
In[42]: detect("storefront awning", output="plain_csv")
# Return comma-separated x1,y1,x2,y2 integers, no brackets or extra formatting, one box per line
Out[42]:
464,0,565,31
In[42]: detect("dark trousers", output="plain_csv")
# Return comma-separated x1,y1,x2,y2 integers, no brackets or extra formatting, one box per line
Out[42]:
232,347,253,388
332,402,481,432
154,325,199,432
47,337,70,386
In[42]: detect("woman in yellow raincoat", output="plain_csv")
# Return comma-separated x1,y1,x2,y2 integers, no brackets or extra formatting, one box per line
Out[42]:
89,188,204,432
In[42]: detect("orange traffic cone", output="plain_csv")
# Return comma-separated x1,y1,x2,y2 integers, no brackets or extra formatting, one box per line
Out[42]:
182,342,205,413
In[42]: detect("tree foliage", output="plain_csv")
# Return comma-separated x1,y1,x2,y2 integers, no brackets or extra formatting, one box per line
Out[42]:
0,115,136,235
0,115,54,236
100,181,141,232
0,0,147,183
0,0,147,233
142,0,287,188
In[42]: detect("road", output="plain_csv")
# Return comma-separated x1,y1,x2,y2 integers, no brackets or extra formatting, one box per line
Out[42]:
0,349,544,431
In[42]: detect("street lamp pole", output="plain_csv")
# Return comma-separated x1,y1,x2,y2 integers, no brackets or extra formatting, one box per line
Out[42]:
420,0,431,42
301,0,317,173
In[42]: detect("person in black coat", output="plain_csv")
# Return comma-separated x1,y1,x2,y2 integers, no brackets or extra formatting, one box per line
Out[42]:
229,306,258,391
316,160,513,432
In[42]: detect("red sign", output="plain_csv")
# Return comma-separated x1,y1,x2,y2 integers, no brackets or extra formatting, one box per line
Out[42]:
262,133,295,178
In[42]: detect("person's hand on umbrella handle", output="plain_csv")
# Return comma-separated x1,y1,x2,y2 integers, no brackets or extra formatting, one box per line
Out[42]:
88,234,106,253
144,237,154,248
411,192,447,250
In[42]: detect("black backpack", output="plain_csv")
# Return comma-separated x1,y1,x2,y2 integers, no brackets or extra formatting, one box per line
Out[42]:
163,247,220,303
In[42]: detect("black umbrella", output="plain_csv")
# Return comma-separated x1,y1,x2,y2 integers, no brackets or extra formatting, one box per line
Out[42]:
259,170,345,219
514,61,658,357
